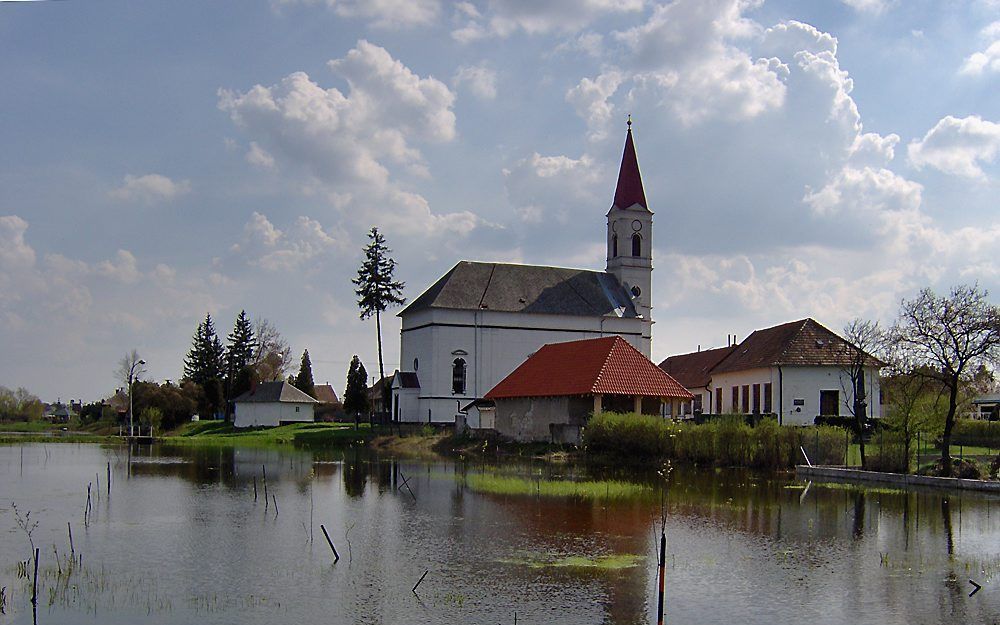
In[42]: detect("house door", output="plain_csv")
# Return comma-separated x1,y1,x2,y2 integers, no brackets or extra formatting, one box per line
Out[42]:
819,390,839,416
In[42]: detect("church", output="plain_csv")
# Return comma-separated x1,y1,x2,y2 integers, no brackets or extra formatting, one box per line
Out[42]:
391,121,655,427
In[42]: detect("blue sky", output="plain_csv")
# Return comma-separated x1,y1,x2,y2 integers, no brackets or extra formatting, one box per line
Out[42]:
2,0,999,401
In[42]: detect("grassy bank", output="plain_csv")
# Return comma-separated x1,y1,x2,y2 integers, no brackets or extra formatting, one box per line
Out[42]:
465,473,653,500
168,421,377,447
584,413,845,469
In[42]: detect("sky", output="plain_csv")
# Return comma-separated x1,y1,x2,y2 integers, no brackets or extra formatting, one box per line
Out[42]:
1,0,999,402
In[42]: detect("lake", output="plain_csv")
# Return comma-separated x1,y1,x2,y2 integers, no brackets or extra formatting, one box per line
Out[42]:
1,443,999,624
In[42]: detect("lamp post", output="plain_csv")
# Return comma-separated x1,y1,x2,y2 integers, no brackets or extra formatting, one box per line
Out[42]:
128,359,146,438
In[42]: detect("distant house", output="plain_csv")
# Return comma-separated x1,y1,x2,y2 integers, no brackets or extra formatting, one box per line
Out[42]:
970,394,1000,420
367,376,391,423
659,318,883,425
233,381,318,428
43,401,77,423
313,384,343,421
484,336,692,443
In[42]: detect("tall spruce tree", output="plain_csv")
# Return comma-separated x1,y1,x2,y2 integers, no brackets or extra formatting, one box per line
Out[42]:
295,349,316,398
343,355,369,417
225,310,256,403
183,313,225,417
352,228,405,418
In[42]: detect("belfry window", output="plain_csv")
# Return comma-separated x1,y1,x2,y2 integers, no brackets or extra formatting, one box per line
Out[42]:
452,358,467,395
631,233,641,257
612,234,618,257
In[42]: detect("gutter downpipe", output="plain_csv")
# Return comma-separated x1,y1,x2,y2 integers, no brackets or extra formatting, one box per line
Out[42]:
777,366,784,426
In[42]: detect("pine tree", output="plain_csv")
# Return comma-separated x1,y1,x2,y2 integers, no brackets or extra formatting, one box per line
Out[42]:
183,313,225,417
295,349,316,398
343,355,369,417
225,310,256,403
352,228,405,419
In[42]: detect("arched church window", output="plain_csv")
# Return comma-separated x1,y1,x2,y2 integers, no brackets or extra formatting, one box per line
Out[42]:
631,233,641,257
612,234,618,257
452,358,467,395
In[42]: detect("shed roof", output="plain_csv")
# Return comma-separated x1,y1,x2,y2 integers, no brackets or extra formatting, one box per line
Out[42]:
233,381,319,404
400,261,639,319
485,336,692,400
314,384,340,404
658,346,737,389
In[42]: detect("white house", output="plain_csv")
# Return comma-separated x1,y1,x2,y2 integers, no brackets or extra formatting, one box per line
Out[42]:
233,381,318,428
660,318,883,426
391,122,655,426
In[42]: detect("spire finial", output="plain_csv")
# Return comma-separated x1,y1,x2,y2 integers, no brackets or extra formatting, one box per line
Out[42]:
626,113,632,130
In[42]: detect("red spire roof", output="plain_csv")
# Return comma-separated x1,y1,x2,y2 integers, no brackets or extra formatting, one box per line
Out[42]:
485,336,692,400
612,120,648,211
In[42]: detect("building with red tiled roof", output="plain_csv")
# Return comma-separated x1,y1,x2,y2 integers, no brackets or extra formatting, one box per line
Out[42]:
483,336,692,442
658,318,883,425
389,123,656,430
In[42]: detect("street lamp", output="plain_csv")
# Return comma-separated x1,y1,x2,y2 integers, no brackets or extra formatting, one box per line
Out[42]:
128,359,146,438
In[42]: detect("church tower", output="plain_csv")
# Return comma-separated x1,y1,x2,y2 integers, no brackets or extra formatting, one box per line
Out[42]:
606,117,653,353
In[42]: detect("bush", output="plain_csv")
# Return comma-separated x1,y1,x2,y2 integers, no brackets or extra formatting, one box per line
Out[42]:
583,413,846,469
952,419,1000,448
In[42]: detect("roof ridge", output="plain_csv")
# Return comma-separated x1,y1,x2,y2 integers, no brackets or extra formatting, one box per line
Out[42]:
591,336,623,394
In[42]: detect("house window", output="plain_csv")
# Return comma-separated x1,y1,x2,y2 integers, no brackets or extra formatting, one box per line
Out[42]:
741,385,750,413
452,358,467,395
752,384,760,414
764,383,772,413
820,390,839,416
731,386,739,412
295,406,300,413
612,234,618,257
693,394,703,414
715,387,722,413
631,233,641,257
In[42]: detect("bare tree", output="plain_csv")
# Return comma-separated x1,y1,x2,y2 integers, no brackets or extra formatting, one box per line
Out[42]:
252,318,291,382
840,319,883,469
116,349,147,389
890,284,1000,476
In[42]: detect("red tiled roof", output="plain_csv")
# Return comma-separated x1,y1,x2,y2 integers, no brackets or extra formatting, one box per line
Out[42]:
485,336,692,400
314,384,340,404
658,345,737,389
612,125,648,211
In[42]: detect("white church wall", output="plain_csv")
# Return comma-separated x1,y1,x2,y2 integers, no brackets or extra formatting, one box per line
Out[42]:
397,307,647,423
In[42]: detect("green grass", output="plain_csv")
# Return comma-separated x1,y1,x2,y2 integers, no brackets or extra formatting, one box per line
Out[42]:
0,421,63,432
167,421,377,448
465,473,652,500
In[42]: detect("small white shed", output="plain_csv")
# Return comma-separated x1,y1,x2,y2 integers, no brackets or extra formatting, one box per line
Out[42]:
233,381,318,428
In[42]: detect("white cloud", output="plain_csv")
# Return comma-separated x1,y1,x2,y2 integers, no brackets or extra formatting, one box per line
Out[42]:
451,0,644,41
839,0,893,15
566,71,622,140
613,0,786,125
453,63,498,100
234,212,349,271
109,174,191,203
960,22,1000,75
0,215,36,270
274,0,440,28
803,166,922,217
246,142,276,169
219,40,481,237
503,152,602,223
97,250,141,284
907,115,1000,179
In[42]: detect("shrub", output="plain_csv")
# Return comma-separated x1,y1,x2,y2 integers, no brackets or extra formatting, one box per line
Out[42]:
952,419,1000,448
583,412,846,469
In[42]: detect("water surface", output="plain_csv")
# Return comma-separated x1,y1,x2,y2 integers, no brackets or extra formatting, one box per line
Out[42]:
1,443,998,624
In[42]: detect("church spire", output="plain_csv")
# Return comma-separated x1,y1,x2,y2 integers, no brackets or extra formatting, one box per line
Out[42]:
612,115,648,211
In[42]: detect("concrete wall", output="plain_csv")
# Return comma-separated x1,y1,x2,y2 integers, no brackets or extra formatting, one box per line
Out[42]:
397,306,647,424
234,402,315,428
494,396,588,442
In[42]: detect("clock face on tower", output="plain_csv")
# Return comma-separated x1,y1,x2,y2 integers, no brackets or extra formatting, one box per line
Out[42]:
632,220,641,232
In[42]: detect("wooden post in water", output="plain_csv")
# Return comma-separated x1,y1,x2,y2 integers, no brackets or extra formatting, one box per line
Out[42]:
320,524,340,562
656,532,666,625
107,461,111,496
272,494,278,516
30,548,39,606
412,569,429,594
253,476,258,502
68,522,74,557
262,464,269,509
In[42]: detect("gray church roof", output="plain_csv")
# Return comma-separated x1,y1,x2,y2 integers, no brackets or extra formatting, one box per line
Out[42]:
233,381,319,404
400,261,639,318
